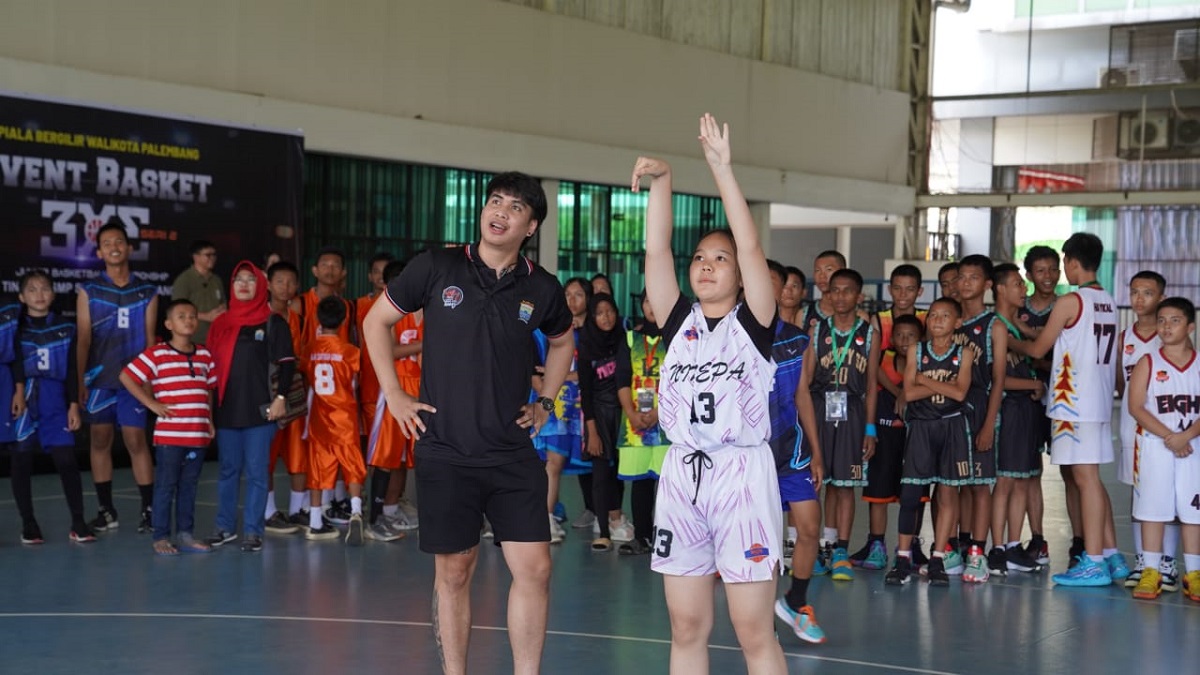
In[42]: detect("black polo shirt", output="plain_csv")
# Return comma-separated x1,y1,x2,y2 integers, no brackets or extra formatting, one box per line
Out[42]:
385,243,571,467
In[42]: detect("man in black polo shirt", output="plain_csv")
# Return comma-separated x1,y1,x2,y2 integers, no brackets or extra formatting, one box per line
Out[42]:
363,172,573,675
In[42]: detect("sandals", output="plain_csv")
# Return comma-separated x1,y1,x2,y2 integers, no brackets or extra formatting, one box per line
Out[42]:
177,534,212,554
153,540,179,556
591,537,613,552
618,538,653,556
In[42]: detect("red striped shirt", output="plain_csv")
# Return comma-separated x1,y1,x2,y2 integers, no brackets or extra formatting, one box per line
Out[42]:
123,343,217,447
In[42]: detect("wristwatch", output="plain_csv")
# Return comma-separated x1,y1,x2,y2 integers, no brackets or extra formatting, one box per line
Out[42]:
536,396,554,412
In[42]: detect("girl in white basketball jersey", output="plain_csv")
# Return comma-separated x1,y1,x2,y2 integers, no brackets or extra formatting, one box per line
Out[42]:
631,115,787,675
1126,297,1200,602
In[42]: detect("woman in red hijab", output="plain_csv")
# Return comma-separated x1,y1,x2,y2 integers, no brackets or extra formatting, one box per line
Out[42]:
203,261,296,553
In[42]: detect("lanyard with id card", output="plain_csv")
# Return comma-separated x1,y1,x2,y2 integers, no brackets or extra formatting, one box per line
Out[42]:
825,319,860,424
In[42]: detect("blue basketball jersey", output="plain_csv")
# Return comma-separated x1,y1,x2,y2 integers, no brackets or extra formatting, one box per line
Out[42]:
0,299,20,365
82,273,157,390
22,314,74,383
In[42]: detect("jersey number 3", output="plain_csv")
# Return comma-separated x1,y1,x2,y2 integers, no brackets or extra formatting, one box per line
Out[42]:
690,392,716,424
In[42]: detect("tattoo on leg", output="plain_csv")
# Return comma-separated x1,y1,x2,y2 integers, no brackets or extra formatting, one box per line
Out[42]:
432,592,446,670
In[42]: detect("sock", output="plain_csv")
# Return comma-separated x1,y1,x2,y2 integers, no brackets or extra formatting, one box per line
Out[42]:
1102,548,1118,558
383,503,400,518
823,527,837,543
1185,553,1200,573
138,483,153,512
785,576,811,610
869,533,884,542
1030,531,1044,542
786,526,797,542
321,489,333,507
1164,523,1181,558
310,508,324,530
1088,554,1104,563
289,491,307,515
958,531,971,546
1072,536,1085,548
897,549,912,559
1143,551,1163,570
933,550,945,559
334,479,347,502
265,490,277,518
96,481,114,512
1133,522,1143,555
835,539,849,551
350,496,363,516
1006,541,1020,550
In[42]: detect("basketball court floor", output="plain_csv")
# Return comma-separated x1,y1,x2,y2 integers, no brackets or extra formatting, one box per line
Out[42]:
2,454,1198,674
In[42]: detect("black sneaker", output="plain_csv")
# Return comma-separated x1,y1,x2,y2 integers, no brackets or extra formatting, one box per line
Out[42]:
818,541,834,571
848,540,872,567
1067,537,1084,568
885,555,913,585
618,537,653,556
911,537,930,568
306,524,340,541
1006,545,1041,573
265,511,300,535
205,530,238,547
326,500,352,525
138,508,152,534
69,521,97,543
89,509,118,532
345,514,364,547
288,510,311,531
987,547,1008,577
21,520,44,545
240,535,263,553
1025,536,1050,566
927,556,950,586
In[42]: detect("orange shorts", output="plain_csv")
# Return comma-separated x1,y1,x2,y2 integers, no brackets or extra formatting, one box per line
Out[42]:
366,377,420,470
269,418,308,475
360,398,378,439
307,439,367,490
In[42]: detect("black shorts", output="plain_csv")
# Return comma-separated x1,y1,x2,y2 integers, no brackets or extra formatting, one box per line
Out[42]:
820,419,867,487
903,414,976,486
863,423,904,503
965,390,998,485
415,458,549,554
997,395,1043,479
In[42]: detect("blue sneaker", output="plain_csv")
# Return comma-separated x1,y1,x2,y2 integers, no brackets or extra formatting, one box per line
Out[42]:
552,501,567,524
1052,555,1113,587
812,549,830,576
831,547,855,581
942,549,965,576
774,599,827,644
862,540,888,570
1105,553,1130,581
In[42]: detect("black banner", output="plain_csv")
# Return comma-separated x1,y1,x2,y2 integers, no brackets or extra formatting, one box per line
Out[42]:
0,93,303,314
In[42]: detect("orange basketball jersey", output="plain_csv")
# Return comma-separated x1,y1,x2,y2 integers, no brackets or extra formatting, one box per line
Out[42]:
303,334,361,444
357,294,382,416
298,289,354,359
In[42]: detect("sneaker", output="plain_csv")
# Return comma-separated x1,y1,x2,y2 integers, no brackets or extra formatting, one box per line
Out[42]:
885,555,913,586
987,547,1008,577
1183,570,1200,602
1106,553,1130,580
1067,538,1084,568
397,497,419,520
205,530,237,547
385,510,419,532
831,547,855,581
481,517,494,539
305,524,340,541
240,535,263,552
20,520,44,545
552,501,568,524
609,516,635,543
288,510,311,531
942,549,965,576
1161,557,1180,592
265,511,300,535
618,537,653,556
1025,536,1050,566
69,522,97,543
89,509,118,532
811,547,830,576
926,556,950,586
137,508,152,534
549,514,566,544
774,599,827,644
815,541,834,574
1124,554,1144,589
1052,555,1112,587
365,520,404,542
1131,567,1162,600
345,514,364,546
963,547,989,583
848,540,872,567
325,500,352,525
1005,545,1041,573
862,540,888,571
911,537,930,568
572,509,597,529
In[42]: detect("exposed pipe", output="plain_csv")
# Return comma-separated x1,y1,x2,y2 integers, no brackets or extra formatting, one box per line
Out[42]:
934,0,971,12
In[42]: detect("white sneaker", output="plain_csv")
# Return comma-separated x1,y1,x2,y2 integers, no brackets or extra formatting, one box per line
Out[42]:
549,514,566,544
397,497,419,520
384,510,419,532
573,509,597,529
609,515,635,543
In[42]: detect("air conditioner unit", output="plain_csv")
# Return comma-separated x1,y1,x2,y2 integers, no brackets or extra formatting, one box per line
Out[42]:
1120,111,1171,153
1174,28,1198,61
1099,67,1140,88
1174,114,1200,149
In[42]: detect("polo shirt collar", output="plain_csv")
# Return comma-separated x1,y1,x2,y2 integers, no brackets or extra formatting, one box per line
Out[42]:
465,242,533,279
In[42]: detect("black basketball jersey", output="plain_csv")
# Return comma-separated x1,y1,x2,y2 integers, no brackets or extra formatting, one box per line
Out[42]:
810,317,873,397
997,315,1036,385
801,302,829,337
906,341,967,421
955,310,995,397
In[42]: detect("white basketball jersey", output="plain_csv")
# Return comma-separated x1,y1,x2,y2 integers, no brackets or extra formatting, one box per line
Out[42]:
1047,286,1118,422
659,302,776,451
1138,349,1200,438
1119,325,1161,449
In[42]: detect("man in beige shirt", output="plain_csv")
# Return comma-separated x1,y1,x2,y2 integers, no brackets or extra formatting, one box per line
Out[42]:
171,240,226,343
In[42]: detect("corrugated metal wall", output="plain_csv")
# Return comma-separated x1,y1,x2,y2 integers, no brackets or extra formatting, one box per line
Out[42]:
500,0,904,90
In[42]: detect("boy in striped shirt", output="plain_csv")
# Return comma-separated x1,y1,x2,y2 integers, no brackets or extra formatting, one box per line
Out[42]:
120,299,217,556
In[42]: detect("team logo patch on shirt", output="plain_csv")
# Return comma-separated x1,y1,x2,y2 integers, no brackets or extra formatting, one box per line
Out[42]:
683,327,699,341
973,325,983,334
1125,344,1136,355
1156,370,1170,383
922,356,929,364
1019,313,1029,322
854,336,865,346
442,286,464,309
744,543,770,563
518,300,534,324
254,329,265,342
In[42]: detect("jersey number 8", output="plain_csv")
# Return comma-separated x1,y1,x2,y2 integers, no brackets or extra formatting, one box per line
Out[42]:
314,363,336,395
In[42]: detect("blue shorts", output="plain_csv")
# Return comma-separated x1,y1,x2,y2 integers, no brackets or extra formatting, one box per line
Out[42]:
780,468,818,508
85,388,147,429
16,389,74,450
